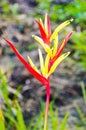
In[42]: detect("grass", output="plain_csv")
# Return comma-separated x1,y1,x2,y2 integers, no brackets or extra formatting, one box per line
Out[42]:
75,82,86,130
0,70,26,130
0,69,69,130
0,73,86,130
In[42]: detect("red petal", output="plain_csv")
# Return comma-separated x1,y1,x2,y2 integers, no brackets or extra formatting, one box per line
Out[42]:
4,38,48,85
35,20,48,44
65,31,73,42
47,14,51,37
57,31,73,56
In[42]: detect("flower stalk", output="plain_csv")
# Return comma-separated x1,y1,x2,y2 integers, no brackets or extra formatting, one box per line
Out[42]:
4,13,73,130
44,79,50,130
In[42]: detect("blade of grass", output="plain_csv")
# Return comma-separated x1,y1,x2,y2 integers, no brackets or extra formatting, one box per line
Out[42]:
49,102,58,130
75,104,86,125
81,82,86,105
15,102,26,130
0,70,9,105
60,112,68,130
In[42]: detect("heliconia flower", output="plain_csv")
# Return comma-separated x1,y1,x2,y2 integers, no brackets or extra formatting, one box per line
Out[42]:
4,32,72,80
3,14,73,130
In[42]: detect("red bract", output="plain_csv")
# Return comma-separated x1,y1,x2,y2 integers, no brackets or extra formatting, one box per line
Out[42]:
4,38,48,86
35,14,51,45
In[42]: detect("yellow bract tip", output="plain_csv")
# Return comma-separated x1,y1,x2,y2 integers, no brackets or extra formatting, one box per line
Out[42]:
0,110,4,121
70,18,74,22
39,18,44,28
38,49,45,76
32,35,35,38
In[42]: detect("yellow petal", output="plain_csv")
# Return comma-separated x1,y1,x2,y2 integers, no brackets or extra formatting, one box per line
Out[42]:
27,56,40,74
48,52,70,77
52,35,58,58
38,49,45,76
39,18,44,29
44,44,52,56
45,53,50,76
0,110,4,121
50,19,73,41
32,35,45,49
45,13,48,36
32,35,52,55
32,35,44,47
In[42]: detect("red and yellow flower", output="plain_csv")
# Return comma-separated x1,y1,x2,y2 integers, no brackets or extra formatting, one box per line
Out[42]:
4,14,73,84
4,14,73,130
29,13,73,78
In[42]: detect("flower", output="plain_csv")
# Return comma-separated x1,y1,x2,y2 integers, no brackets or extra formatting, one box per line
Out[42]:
4,14,73,80
3,14,73,130
31,14,73,78
27,32,72,78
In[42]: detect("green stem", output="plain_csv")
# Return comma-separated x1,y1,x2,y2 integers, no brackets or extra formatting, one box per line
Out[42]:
44,81,50,130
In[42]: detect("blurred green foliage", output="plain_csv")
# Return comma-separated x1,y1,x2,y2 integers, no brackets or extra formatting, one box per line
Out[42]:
0,0,19,19
71,30,86,68
36,0,86,25
0,70,69,130
75,83,86,130
0,70,26,130
0,70,86,130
